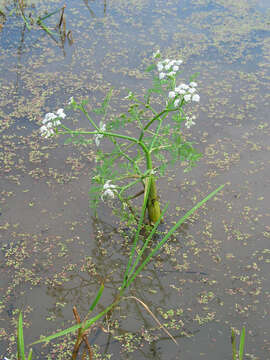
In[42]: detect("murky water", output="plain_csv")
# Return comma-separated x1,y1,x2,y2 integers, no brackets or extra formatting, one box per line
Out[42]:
1,0,270,359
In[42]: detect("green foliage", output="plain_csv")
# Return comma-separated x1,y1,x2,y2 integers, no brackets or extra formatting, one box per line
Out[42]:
58,54,204,222
231,326,246,360
17,311,33,360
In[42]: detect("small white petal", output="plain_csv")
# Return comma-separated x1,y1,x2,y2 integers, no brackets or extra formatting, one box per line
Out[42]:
157,63,163,72
108,189,115,198
164,64,171,71
103,180,112,189
184,94,191,102
172,65,179,72
168,91,176,99
163,58,170,64
189,88,196,94
192,94,200,102
168,71,176,77
54,120,61,126
43,112,57,124
68,96,75,105
179,83,189,90
178,89,186,94
174,99,180,107
189,81,198,87
40,125,47,133
56,108,66,119
159,72,166,80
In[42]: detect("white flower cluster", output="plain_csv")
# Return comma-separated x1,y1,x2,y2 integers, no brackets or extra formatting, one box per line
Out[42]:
40,109,66,138
101,180,118,201
168,81,200,107
185,115,196,129
95,121,106,147
157,58,183,80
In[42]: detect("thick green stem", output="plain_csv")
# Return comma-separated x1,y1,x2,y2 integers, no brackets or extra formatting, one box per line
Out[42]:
145,176,161,224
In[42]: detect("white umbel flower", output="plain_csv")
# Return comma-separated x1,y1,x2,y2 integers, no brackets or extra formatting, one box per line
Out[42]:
101,180,118,201
40,110,63,138
42,112,57,124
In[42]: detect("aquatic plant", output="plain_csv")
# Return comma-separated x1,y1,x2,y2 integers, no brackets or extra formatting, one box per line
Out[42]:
3,1,68,38
11,51,225,358
231,326,246,360
39,51,202,224
13,183,223,358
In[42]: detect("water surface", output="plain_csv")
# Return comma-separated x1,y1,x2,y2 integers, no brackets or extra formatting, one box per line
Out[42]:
0,0,270,358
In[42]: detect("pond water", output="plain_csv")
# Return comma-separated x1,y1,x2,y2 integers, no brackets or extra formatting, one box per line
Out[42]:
0,0,270,359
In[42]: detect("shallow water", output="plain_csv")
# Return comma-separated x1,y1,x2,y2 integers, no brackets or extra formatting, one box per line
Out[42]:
0,0,270,359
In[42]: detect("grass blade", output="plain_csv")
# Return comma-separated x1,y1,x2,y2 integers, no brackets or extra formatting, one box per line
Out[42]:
17,311,25,360
239,326,246,360
31,300,115,345
38,7,62,21
31,322,85,345
27,348,33,360
37,19,56,35
20,12,31,30
87,282,104,313
231,328,237,360
126,184,224,288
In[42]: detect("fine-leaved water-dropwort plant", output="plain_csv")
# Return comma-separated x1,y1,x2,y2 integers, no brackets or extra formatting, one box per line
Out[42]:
39,51,202,224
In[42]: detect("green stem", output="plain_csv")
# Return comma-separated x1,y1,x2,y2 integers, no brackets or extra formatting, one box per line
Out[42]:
80,104,99,130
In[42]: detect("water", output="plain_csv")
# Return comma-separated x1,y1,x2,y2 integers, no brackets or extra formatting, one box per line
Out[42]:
0,0,270,358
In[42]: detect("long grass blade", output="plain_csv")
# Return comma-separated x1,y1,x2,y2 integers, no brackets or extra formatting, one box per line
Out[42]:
31,301,115,345
38,7,62,21
20,12,31,30
87,282,104,313
239,326,245,360
37,19,56,36
126,184,224,288
17,311,25,360
31,322,85,345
